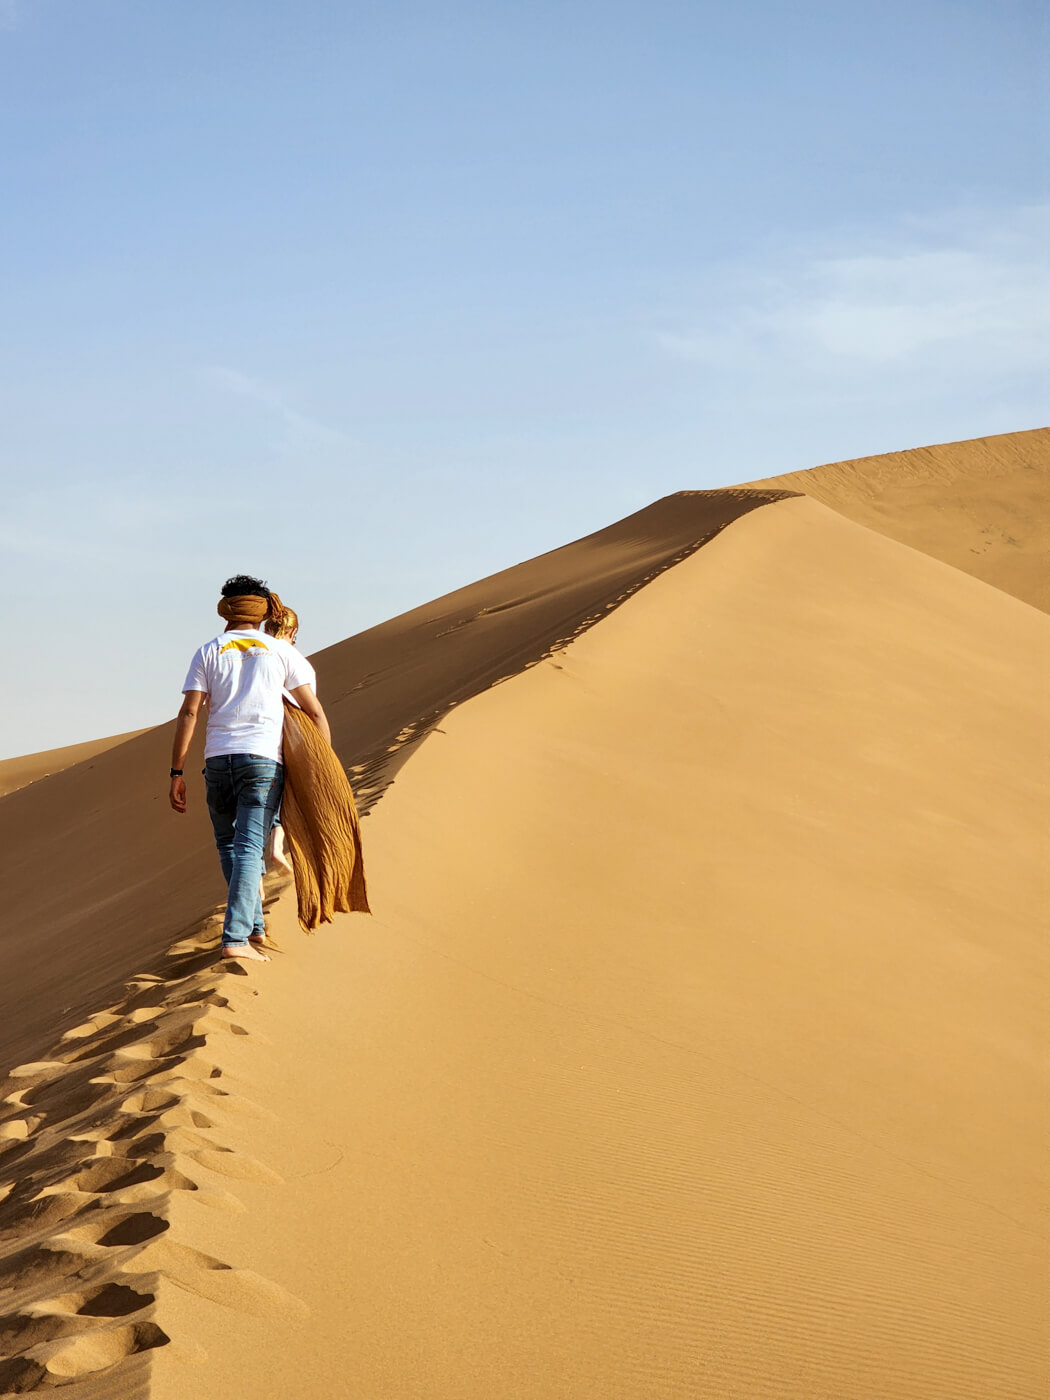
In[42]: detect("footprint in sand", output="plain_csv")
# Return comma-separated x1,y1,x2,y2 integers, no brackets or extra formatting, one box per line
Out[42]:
140,1104,216,1131
0,1190,97,1241
66,1022,167,1064
0,1307,79,1356
0,1279,152,1359
72,1280,155,1316
0,1318,169,1390
58,1013,123,1043
20,1070,121,1116
0,1242,104,1297
0,1281,156,1384
0,1118,35,1142
60,1159,170,1195
116,1086,182,1115
60,1210,170,1250
89,1054,189,1087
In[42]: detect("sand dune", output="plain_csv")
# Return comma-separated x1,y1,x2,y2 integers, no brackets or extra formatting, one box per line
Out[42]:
143,496,1046,1400
0,731,147,800
0,487,789,1065
744,426,1050,612
1,451,1047,1396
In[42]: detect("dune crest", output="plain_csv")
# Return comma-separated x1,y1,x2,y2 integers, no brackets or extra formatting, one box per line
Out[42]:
743,426,1049,611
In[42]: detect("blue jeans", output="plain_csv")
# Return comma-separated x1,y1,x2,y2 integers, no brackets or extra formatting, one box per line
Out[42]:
204,754,284,947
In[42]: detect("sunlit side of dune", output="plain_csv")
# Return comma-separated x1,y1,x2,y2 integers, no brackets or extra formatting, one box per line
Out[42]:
744,426,1050,612
151,496,1049,1400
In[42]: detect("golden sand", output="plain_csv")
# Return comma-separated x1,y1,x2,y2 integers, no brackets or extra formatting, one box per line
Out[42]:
745,425,1050,612
0,432,1046,1397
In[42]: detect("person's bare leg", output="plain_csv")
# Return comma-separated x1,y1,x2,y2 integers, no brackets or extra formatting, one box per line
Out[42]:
269,822,293,876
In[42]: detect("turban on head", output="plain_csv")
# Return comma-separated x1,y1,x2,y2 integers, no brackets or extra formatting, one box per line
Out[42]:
217,589,285,627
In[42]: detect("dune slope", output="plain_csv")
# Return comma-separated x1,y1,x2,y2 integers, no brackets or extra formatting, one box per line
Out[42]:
132,496,1045,1400
744,426,1050,612
0,489,789,1069
0,732,148,800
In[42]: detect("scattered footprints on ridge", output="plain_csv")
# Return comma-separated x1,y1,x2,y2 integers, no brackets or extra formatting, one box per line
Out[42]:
0,931,293,1392
348,522,758,815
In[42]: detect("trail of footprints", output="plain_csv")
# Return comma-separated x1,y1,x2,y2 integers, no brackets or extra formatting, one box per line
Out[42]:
347,527,752,814
1,504,795,1393
0,924,298,1394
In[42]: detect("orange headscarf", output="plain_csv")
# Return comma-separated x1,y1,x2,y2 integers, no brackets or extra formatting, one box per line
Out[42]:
217,590,285,627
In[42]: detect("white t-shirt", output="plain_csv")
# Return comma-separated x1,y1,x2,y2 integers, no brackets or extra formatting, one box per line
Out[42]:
182,629,317,761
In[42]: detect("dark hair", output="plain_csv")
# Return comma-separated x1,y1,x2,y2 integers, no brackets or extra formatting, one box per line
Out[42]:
221,574,270,599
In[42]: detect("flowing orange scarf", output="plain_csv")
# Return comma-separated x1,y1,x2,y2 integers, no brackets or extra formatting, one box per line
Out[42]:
280,701,371,929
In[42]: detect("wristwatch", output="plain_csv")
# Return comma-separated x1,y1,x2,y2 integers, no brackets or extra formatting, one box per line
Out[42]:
170,768,184,778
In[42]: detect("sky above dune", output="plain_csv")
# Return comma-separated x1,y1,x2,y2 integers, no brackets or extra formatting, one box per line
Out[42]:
1,0,1047,755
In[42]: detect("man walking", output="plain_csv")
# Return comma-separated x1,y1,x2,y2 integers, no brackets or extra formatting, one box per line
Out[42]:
169,575,331,963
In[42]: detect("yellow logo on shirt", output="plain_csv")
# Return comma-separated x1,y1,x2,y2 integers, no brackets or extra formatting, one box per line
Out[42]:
219,638,270,654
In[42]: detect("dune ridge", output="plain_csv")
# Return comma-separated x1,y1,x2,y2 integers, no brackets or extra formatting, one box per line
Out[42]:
0,488,793,1068
743,426,1050,611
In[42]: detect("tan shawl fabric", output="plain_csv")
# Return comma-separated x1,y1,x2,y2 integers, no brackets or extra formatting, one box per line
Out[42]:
280,700,371,929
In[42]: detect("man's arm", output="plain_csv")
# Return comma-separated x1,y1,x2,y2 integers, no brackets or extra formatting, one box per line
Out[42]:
289,685,332,746
169,691,205,813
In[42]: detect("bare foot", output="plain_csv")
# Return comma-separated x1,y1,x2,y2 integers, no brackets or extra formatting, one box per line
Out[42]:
222,944,270,964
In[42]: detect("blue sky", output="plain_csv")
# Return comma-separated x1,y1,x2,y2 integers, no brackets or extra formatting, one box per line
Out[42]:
2,0,1047,755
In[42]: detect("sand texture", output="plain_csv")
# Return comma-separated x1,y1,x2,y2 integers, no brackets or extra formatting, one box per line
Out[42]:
1,442,1047,1397
744,426,1050,612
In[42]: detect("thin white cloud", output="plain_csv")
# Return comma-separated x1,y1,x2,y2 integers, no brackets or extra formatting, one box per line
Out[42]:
656,204,1050,382
202,365,353,449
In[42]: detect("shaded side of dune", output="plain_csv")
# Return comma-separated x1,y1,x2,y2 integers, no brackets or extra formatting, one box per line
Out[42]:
0,730,148,799
743,426,1050,612
0,488,792,1066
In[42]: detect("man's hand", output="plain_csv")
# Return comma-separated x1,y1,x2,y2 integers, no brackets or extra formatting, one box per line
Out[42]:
170,775,187,813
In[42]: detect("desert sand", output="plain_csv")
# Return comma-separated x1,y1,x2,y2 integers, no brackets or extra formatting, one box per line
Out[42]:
0,431,1046,1398
0,731,147,800
745,426,1050,613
